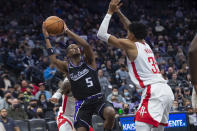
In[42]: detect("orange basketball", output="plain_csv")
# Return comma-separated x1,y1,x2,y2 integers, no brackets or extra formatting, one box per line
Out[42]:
44,16,64,35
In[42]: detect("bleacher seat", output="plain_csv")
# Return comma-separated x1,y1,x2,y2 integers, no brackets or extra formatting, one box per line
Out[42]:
92,115,104,131
47,121,58,131
15,120,29,131
28,119,47,131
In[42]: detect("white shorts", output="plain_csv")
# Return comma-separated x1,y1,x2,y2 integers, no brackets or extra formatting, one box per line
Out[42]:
57,113,74,131
135,83,174,127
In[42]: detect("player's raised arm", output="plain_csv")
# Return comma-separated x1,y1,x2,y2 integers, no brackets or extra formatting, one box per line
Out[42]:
116,9,131,31
189,34,197,92
42,22,68,73
63,23,96,69
97,0,137,61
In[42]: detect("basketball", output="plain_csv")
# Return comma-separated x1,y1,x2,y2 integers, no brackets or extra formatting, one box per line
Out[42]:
44,16,64,35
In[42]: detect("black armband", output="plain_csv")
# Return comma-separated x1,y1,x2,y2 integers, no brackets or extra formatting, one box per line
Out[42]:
44,36,50,40
47,48,55,56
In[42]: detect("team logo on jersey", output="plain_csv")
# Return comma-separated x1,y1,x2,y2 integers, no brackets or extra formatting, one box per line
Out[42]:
139,106,147,117
70,68,89,81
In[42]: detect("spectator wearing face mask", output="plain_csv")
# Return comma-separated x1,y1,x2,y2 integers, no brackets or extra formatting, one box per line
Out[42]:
134,88,143,103
183,87,192,101
122,88,132,103
7,99,28,120
122,103,130,115
38,94,53,113
35,107,45,119
26,99,38,119
171,100,179,112
0,91,13,110
107,87,126,103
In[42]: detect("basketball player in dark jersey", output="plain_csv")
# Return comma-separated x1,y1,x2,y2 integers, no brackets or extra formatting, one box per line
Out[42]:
42,22,115,131
189,34,197,110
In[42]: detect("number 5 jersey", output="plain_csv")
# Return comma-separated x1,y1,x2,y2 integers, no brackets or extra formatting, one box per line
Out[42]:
68,59,101,100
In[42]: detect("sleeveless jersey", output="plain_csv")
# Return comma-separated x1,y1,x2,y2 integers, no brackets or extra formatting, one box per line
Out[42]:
58,92,75,118
68,60,101,100
127,42,166,89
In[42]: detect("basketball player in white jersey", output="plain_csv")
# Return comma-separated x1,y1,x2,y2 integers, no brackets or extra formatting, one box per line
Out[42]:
50,77,76,131
97,0,174,130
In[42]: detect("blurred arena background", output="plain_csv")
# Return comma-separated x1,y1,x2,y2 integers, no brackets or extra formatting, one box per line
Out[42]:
0,0,197,131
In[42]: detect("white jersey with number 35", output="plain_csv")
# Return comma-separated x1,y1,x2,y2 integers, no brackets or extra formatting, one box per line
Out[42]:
127,42,166,89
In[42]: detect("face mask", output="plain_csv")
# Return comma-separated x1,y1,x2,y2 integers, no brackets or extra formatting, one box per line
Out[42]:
1,116,7,119
124,108,129,114
31,103,37,108
124,92,129,96
37,112,44,118
6,96,11,99
172,105,178,110
13,104,20,109
112,92,118,96
19,97,25,101
137,89,142,93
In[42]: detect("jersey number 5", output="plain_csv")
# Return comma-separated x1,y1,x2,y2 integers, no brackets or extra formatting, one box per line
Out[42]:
86,77,93,88
148,57,160,74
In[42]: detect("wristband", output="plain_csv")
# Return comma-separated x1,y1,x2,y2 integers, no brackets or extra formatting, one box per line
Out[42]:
47,48,55,56
45,36,50,40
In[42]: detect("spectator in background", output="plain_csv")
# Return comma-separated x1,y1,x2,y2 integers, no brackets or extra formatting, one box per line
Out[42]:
183,87,192,101
168,73,181,91
122,103,130,115
35,107,45,119
28,82,39,96
167,67,174,79
115,64,129,83
0,91,13,110
17,92,26,110
26,99,38,119
0,108,20,131
20,80,28,93
0,74,13,91
22,50,34,68
133,88,143,103
107,87,126,103
155,21,165,34
98,69,111,95
35,83,51,100
7,99,28,120
13,84,21,96
122,88,132,104
171,100,179,112
174,87,185,110
38,94,53,113
43,63,56,81
7,86,18,98
24,86,34,103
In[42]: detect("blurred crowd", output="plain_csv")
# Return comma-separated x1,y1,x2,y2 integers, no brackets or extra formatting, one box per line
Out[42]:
0,0,197,129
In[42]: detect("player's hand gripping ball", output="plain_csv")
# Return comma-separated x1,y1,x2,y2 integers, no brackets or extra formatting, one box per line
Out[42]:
44,16,64,35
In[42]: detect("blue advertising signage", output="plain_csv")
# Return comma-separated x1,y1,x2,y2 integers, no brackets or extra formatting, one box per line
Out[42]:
119,113,188,131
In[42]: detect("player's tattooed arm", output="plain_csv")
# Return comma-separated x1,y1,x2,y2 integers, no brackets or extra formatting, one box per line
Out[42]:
63,23,96,69
42,22,68,73
116,10,131,31
189,34,197,92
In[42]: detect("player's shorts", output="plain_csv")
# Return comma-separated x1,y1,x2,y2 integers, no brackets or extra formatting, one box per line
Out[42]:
135,83,174,127
74,93,113,130
57,113,74,131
